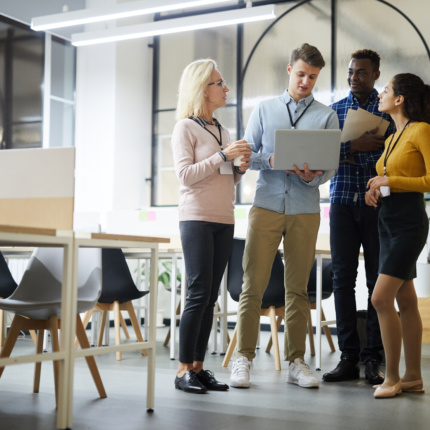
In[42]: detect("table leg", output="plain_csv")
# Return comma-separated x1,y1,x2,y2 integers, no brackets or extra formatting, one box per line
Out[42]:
170,255,178,360
315,253,323,371
57,240,76,429
147,246,158,411
220,269,228,354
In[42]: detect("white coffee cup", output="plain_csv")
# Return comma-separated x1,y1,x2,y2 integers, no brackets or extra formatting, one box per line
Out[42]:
233,143,250,166
234,155,244,166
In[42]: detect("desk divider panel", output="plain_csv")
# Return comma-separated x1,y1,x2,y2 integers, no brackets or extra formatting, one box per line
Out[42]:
0,147,75,230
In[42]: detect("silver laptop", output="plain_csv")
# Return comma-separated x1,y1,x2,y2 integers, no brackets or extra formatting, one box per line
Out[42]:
273,129,341,171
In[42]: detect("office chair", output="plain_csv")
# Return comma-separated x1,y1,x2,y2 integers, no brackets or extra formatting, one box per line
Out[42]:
79,248,148,361
0,252,18,348
0,247,107,405
222,238,286,370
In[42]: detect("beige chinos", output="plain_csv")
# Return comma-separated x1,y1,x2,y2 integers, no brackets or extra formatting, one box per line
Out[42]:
235,205,320,362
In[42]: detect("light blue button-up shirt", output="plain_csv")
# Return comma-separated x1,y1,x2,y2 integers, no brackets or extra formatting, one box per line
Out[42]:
244,90,340,215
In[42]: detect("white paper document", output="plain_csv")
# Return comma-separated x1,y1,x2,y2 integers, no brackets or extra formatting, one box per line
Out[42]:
340,108,390,143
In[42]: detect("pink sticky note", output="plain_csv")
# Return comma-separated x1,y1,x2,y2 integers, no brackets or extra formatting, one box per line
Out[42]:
323,207,330,218
147,211,156,221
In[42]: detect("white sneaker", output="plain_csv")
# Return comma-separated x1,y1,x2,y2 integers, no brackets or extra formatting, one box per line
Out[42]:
287,358,319,388
230,356,251,388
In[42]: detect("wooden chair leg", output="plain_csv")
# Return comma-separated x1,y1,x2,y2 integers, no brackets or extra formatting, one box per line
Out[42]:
0,308,4,349
308,305,315,356
113,301,122,361
124,301,147,356
75,315,107,398
29,330,38,346
119,314,130,339
163,300,181,347
0,315,25,378
268,307,281,371
222,324,238,367
163,327,171,347
82,309,94,331
97,311,108,347
321,308,336,352
74,309,95,349
48,315,60,407
33,328,45,394
266,315,283,353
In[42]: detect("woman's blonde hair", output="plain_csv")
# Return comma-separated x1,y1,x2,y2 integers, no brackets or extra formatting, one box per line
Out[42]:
176,59,218,120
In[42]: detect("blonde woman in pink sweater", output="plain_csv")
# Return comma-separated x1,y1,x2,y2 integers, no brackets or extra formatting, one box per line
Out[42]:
171,59,251,394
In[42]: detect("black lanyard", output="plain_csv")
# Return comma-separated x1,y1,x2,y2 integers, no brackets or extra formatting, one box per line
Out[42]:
383,120,410,176
189,116,223,149
286,99,314,129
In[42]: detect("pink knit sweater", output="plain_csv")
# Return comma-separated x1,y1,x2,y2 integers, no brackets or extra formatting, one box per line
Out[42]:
171,118,243,224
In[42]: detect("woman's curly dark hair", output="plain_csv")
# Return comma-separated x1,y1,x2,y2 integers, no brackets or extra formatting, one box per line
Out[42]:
392,73,430,123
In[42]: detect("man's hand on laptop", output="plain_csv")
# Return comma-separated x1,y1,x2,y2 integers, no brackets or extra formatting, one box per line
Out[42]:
286,163,322,183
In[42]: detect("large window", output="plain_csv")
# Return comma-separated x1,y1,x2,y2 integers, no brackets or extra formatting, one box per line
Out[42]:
0,18,43,149
0,16,76,151
152,0,430,207
152,27,238,206
44,35,76,148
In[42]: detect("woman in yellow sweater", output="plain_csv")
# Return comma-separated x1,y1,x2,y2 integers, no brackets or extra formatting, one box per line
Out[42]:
366,73,430,398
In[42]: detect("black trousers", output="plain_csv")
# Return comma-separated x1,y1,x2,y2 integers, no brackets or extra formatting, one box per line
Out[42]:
179,220,234,363
330,203,383,363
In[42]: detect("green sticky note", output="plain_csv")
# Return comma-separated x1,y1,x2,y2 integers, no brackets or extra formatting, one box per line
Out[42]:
139,211,148,222
234,208,246,219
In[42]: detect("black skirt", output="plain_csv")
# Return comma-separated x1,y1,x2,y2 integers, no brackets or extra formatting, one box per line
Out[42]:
378,192,429,280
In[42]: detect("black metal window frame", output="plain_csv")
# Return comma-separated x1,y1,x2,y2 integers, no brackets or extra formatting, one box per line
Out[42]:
150,0,430,207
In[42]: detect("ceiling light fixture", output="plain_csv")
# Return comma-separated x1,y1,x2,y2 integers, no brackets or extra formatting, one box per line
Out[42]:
71,5,276,47
31,0,233,31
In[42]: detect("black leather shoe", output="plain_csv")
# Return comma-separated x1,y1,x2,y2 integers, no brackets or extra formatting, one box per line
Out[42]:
322,358,360,382
364,359,384,385
175,370,207,394
196,369,229,391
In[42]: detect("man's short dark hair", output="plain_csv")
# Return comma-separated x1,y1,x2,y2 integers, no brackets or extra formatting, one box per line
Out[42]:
290,43,325,69
350,49,381,72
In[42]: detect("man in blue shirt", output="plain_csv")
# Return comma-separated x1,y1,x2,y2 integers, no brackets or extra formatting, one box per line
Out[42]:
230,43,339,389
323,49,393,385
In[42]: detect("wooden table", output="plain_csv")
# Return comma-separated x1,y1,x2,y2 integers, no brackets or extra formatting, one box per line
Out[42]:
0,225,169,429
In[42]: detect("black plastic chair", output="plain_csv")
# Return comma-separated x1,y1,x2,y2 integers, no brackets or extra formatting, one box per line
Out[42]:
222,238,285,370
0,252,18,348
79,248,149,360
306,259,336,355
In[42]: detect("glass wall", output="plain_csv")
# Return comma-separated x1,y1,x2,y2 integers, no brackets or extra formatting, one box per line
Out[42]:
153,27,238,206
0,16,76,151
48,37,76,148
0,19,43,149
153,0,430,207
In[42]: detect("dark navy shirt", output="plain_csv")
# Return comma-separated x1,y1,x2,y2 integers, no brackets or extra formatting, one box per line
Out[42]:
329,89,394,206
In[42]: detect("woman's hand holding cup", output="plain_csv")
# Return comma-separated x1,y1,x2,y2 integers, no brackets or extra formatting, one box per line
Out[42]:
224,140,252,169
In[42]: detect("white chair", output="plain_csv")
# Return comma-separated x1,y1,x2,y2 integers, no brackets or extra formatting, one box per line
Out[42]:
0,247,107,405
0,252,18,348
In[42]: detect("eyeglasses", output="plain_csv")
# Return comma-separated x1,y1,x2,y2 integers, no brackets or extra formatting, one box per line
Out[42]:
207,79,227,89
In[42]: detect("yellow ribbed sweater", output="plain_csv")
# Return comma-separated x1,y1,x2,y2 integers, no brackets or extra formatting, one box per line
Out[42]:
376,122,430,193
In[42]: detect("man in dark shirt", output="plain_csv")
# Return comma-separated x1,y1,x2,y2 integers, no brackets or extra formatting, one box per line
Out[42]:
323,49,394,384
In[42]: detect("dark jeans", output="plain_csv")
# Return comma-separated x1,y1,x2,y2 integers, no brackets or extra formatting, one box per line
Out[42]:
330,204,383,364
179,220,234,364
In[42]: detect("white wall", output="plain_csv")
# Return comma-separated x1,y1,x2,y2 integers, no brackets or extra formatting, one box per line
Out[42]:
74,0,153,229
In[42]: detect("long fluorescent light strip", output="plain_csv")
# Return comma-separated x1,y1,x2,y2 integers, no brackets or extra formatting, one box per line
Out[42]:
31,0,232,31
72,5,276,47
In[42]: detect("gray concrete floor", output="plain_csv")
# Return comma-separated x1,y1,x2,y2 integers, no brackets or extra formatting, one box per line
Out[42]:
0,325,429,430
